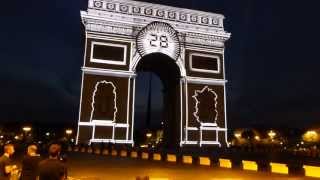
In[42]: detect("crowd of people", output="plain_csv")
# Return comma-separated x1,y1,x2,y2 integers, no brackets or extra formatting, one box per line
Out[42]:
0,143,67,180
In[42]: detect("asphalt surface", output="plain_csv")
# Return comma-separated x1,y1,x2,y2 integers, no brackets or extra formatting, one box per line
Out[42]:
65,153,317,180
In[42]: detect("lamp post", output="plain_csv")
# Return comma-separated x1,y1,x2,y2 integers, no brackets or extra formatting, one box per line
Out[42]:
22,126,32,144
65,129,73,145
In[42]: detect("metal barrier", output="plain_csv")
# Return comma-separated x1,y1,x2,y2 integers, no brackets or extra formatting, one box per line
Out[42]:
73,146,320,179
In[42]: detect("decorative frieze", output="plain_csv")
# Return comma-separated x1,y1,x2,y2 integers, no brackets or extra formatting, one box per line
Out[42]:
88,0,225,28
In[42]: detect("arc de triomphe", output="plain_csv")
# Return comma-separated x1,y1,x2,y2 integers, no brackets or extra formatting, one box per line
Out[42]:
76,0,231,148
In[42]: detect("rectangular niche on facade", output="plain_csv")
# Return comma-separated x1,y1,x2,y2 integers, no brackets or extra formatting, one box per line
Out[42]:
90,42,127,65
94,126,113,139
189,53,220,74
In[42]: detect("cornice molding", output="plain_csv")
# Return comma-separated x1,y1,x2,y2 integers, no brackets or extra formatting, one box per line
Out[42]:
87,0,225,28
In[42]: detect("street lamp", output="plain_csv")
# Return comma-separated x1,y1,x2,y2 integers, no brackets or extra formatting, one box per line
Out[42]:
65,129,73,135
146,133,152,138
14,135,20,140
268,130,276,139
234,132,241,139
303,130,319,142
22,126,32,133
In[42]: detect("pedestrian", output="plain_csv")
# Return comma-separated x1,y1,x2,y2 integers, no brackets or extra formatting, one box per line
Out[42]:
20,144,41,180
38,143,67,180
0,144,18,180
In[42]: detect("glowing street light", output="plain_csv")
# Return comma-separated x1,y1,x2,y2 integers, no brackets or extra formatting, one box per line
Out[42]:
65,129,73,135
268,130,276,139
22,126,32,133
234,132,241,139
303,130,319,142
254,135,260,141
146,133,152,138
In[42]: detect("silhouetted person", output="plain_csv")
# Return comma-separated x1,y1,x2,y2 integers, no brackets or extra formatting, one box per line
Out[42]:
38,144,67,180
21,145,41,180
0,144,18,180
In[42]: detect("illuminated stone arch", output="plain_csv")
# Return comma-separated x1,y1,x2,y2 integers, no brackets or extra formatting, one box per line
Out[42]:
76,0,231,148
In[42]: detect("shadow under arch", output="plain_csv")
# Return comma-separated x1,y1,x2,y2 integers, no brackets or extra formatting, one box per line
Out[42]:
134,53,182,150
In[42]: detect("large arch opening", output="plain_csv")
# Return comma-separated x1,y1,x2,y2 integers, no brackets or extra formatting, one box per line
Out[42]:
134,53,181,150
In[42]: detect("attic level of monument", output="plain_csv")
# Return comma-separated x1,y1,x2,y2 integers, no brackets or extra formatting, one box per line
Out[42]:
82,0,230,48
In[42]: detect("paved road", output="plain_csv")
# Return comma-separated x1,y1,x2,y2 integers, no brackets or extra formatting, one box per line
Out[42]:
66,153,315,180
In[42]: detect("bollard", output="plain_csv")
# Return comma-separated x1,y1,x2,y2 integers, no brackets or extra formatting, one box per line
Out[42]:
270,162,288,174
111,149,118,156
199,157,210,166
102,149,109,155
120,150,127,157
303,165,320,178
80,147,86,153
73,146,79,152
182,155,193,164
87,147,93,154
219,158,232,168
94,148,101,155
242,160,258,171
142,152,149,160
131,151,138,158
167,154,177,163
153,153,162,161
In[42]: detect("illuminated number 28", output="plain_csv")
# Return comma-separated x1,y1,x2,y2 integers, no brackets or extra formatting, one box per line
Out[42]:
150,34,168,48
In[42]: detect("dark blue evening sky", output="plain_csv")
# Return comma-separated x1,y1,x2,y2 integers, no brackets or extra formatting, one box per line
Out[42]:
1,0,320,128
